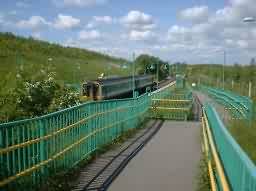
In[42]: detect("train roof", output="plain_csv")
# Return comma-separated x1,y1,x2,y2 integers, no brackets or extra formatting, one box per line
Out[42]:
85,75,153,85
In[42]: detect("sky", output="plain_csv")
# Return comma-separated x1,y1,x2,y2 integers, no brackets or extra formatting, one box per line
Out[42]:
0,0,256,64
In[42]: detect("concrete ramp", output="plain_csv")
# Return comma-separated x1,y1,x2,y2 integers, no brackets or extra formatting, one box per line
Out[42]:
109,121,201,191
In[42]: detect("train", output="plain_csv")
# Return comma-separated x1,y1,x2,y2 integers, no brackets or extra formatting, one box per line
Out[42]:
82,75,155,100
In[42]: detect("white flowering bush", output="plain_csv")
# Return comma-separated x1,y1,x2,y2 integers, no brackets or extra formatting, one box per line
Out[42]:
49,88,80,111
16,72,59,116
0,62,80,122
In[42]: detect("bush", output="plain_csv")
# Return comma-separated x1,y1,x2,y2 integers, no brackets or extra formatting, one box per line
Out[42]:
0,62,80,123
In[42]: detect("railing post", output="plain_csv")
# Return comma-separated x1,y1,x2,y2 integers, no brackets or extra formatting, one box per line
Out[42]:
0,128,3,177
39,120,46,175
252,101,255,127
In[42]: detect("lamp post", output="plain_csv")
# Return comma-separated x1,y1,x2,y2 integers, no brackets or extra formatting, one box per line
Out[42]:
243,17,256,126
243,17,255,98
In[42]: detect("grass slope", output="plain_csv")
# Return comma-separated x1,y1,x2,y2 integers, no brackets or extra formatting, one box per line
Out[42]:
0,32,129,86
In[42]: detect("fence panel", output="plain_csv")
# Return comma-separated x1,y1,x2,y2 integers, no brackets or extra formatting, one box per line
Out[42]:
201,86,253,120
0,92,153,189
0,81,177,189
204,104,256,191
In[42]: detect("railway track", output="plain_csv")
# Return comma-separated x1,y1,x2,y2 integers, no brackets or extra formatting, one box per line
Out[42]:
158,78,175,89
72,120,164,191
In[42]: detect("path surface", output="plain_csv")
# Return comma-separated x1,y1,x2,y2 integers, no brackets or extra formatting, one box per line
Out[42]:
194,91,231,124
109,121,201,191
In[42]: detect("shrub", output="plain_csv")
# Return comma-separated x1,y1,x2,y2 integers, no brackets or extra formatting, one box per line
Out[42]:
0,62,80,122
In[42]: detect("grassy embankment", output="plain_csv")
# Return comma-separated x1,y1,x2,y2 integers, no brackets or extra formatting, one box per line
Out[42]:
0,32,129,87
0,32,131,121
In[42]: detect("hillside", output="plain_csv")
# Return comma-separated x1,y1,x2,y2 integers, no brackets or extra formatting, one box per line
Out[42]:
0,32,129,86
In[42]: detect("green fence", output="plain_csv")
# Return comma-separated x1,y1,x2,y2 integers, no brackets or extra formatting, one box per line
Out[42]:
149,81,176,100
149,85,193,121
201,86,253,120
204,103,256,191
0,81,176,189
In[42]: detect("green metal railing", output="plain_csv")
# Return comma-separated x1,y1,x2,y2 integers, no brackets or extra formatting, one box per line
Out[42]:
0,81,176,189
149,81,176,100
204,103,256,191
201,86,253,120
149,85,193,120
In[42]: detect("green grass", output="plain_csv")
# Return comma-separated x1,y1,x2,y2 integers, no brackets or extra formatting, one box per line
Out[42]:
0,32,130,87
228,119,256,164
196,157,211,191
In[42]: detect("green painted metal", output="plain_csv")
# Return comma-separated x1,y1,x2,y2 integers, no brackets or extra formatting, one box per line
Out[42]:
176,74,185,89
201,86,253,120
149,86,193,120
204,103,256,191
150,81,176,100
0,81,177,189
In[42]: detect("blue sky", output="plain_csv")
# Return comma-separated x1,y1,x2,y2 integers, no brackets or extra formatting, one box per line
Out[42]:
0,0,256,64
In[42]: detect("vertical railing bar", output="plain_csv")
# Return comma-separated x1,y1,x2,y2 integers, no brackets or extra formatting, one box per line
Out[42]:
17,126,21,174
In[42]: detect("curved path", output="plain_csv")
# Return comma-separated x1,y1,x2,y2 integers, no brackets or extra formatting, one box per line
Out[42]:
109,121,201,191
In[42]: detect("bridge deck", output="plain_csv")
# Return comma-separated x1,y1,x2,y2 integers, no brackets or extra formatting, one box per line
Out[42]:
109,121,201,191
195,91,230,124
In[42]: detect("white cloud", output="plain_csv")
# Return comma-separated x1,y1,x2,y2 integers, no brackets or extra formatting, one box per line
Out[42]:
32,32,42,39
78,30,101,40
166,0,256,63
127,30,157,42
237,40,249,49
179,6,209,23
120,10,156,30
64,38,79,47
61,0,107,7
87,16,113,28
16,16,49,30
53,14,80,30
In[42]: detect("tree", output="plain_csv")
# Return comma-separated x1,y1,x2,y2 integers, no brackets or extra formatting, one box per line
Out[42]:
135,54,169,81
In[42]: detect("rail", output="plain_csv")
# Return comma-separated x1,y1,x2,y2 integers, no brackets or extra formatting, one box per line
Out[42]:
201,86,253,119
203,103,256,191
0,81,176,189
149,87,193,121
202,109,230,191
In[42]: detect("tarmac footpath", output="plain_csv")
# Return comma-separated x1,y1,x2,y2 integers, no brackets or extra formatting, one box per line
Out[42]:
109,121,201,191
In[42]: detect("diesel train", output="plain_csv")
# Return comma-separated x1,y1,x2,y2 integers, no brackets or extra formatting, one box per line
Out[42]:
82,75,155,100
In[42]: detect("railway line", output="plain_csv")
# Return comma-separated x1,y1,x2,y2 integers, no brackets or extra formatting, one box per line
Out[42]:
82,75,175,100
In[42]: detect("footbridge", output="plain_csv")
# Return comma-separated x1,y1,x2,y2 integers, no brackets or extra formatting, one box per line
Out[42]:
0,78,256,191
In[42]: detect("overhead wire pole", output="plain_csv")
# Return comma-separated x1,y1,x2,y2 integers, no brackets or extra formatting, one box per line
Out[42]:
223,51,226,90
156,61,159,89
132,52,136,98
